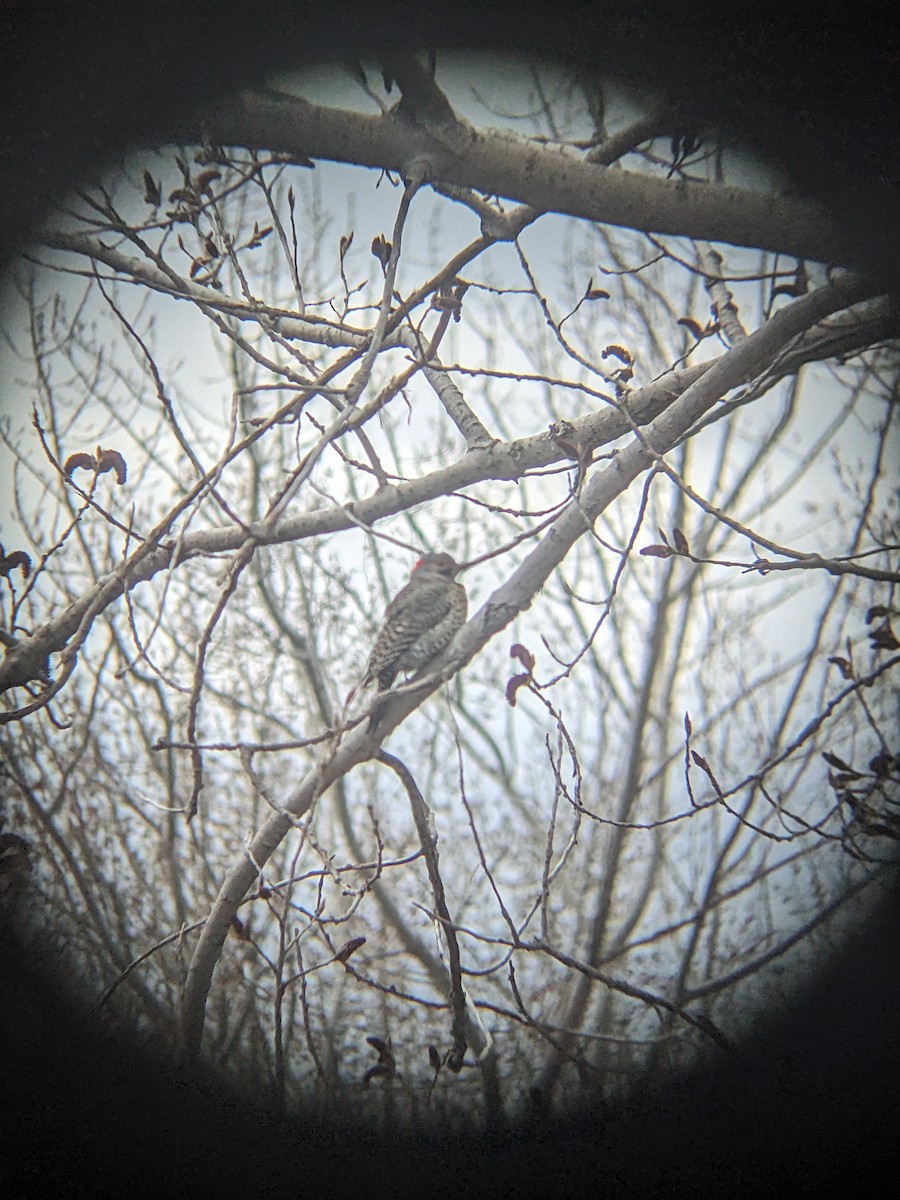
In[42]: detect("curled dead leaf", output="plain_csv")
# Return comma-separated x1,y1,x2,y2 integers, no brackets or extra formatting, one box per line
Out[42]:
363,1035,399,1085
371,234,392,270
193,168,222,195
822,751,855,773
0,547,31,579
506,673,532,707
677,317,705,340
510,643,535,673
869,621,899,652
96,448,127,485
334,936,366,964
64,451,96,479
601,344,633,366
142,170,161,207
673,527,690,555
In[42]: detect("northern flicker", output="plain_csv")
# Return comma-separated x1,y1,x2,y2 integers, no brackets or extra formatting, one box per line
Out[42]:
363,553,467,691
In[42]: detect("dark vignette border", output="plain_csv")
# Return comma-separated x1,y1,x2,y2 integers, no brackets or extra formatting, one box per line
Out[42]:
2,3,898,1194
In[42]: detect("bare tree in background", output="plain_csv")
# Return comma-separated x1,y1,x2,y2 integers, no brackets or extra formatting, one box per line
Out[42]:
2,54,897,1125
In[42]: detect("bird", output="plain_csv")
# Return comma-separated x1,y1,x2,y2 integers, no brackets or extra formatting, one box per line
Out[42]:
363,553,467,692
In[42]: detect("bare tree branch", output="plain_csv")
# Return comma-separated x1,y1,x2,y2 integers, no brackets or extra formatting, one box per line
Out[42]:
188,88,849,262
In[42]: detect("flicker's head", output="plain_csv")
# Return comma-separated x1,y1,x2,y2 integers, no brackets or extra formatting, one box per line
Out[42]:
411,552,461,579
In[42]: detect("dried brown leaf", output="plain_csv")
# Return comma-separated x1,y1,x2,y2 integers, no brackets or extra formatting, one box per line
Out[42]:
677,317,705,340
601,344,632,366
506,673,532,707
142,170,161,207
510,643,535,673
64,451,96,478
96,448,127,485
334,936,366,964
0,548,32,579
193,168,222,194
869,621,899,651
371,234,391,270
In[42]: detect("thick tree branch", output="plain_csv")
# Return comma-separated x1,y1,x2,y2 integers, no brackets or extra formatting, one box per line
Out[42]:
184,88,850,263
